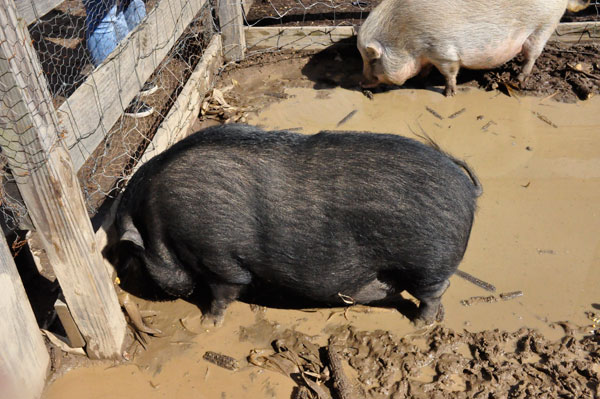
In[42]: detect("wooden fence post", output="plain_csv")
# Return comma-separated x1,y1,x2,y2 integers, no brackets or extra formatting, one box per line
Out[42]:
0,0,126,358
0,236,49,399
218,0,246,61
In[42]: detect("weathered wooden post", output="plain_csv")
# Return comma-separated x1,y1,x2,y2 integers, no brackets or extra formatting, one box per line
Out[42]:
0,236,49,399
218,0,246,61
0,0,127,358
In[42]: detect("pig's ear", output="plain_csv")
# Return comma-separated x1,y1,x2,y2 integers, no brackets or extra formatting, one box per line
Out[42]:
121,228,145,250
366,42,383,60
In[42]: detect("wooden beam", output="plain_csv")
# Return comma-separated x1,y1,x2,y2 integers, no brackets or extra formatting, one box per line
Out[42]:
137,35,223,167
0,0,127,359
54,298,86,348
96,35,224,278
551,21,600,43
58,0,209,172
245,21,600,51
0,235,49,399
219,0,246,61
245,26,357,51
14,0,64,25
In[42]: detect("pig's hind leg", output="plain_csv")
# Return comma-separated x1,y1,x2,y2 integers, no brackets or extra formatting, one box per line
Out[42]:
409,279,450,325
518,27,554,82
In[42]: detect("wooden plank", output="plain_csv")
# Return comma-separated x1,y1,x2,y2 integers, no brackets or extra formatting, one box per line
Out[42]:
58,0,208,172
245,26,357,51
54,298,86,348
551,21,600,43
95,35,224,278
0,0,127,359
245,21,600,51
0,235,49,399
15,0,64,25
137,35,223,167
219,0,246,61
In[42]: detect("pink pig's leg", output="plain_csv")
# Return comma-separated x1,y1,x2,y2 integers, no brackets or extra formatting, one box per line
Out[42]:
518,27,554,82
433,61,460,97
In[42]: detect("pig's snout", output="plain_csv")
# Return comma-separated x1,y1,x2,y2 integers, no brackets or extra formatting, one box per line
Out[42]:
360,77,381,88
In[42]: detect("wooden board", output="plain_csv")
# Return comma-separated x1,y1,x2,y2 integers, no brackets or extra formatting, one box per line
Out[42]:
551,21,600,43
0,235,49,399
218,0,246,61
95,34,223,278
245,26,357,51
245,22,600,51
58,0,209,172
15,0,64,25
137,35,223,167
0,0,127,359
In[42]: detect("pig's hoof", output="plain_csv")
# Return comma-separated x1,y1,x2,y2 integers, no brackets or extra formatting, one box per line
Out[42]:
517,73,528,83
201,313,224,328
413,316,436,328
444,86,456,97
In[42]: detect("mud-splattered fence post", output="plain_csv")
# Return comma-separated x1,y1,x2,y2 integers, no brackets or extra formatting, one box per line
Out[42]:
218,0,246,61
0,235,49,399
0,0,127,359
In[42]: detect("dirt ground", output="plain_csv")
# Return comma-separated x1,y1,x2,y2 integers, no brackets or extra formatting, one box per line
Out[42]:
42,42,600,399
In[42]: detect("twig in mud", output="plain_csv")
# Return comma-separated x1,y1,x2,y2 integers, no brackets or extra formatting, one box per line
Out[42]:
301,372,332,399
499,291,523,301
481,120,497,131
336,110,358,127
448,108,466,119
425,106,443,120
532,112,558,128
539,91,559,104
460,295,498,306
455,269,496,292
327,344,358,399
566,63,600,81
203,351,239,371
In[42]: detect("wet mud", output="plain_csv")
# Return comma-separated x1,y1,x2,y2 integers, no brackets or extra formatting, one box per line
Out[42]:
44,47,600,398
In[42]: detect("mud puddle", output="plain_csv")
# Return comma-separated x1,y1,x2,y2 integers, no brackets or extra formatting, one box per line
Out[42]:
44,55,600,399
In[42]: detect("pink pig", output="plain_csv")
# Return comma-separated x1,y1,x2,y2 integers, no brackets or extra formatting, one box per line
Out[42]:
357,0,588,96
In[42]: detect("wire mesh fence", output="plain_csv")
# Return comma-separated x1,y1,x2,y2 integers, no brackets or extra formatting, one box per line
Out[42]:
242,0,600,55
1,0,218,233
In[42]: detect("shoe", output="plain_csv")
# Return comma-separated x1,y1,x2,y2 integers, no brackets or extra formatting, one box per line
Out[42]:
139,82,158,97
124,100,154,118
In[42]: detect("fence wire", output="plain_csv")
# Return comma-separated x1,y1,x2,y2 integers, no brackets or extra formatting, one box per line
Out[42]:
1,0,217,232
242,0,600,55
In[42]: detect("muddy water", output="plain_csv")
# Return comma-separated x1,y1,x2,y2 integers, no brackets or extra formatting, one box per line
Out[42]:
43,86,600,398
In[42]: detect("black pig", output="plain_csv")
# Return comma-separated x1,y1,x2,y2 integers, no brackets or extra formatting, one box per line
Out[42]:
114,124,482,326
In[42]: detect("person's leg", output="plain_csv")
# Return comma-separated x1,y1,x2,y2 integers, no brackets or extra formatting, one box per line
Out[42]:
123,0,147,31
84,0,128,66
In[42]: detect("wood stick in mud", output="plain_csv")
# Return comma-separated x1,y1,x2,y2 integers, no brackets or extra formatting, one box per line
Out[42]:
455,270,496,292
327,344,358,399
336,110,358,127
203,351,239,371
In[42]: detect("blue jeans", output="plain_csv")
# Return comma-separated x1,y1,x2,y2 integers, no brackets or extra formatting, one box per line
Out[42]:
84,0,146,66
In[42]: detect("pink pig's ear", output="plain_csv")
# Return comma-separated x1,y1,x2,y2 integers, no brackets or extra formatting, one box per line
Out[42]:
366,42,382,60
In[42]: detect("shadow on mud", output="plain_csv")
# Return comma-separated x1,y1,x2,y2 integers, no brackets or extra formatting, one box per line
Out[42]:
107,245,421,322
